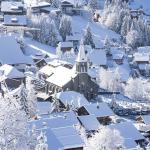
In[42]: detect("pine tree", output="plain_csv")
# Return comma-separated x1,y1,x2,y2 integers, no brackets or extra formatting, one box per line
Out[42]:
83,23,95,48
88,0,99,12
59,15,72,41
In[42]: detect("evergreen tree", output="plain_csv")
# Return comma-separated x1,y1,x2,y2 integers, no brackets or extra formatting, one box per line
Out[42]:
83,23,95,48
59,15,72,41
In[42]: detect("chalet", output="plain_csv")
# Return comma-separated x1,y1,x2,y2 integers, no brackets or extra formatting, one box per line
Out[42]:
66,35,81,49
46,127,84,150
61,0,74,15
57,41,73,53
78,103,115,125
39,59,73,79
55,91,89,109
0,36,33,71
0,64,25,89
88,50,107,68
136,115,150,127
138,64,150,77
29,2,51,13
1,1,26,15
3,15,27,26
133,53,149,65
109,122,146,147
46,42,99,100
113,53,124,65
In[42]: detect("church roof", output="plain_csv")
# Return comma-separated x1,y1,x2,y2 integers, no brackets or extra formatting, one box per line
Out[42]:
76,41,87,62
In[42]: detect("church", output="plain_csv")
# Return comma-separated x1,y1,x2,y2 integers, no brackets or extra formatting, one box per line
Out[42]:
46,41,99,100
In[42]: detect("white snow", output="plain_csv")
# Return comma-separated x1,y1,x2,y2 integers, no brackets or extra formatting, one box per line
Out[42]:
0,36,33,65
46,66,76,87
84,103,114,118
56,91,89,108
0,64,24,81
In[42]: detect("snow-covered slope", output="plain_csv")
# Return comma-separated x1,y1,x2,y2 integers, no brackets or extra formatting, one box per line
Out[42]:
130,0,150,14
71,16,120,47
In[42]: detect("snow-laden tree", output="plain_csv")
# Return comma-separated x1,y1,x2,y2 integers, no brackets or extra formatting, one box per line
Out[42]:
51,0,60,8
83,23,95,48
99,68,122,92
59,15,72,41
124,78,150,101
84,126,124,150
126,29,141,48
29,14,59,46
0,92,29,150
88,0,99,12
35,131,48,150
104,35,111,55
47,20,59,46
25,77,37,117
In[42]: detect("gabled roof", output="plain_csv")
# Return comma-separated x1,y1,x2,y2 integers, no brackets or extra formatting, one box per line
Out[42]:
46,66,76,87
84,103,114,118
1,1,24,13
109,122,145,141
0,36,33,65
89,50,107,66
56,91,89,108
0,64,24,81
4,15,27,26
78,115,100,131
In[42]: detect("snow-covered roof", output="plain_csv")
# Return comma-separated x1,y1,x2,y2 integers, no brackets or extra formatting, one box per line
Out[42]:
78,115,100,131
61,0,84,7
1,1,24,13
66,35,81,41
58,41,73,48
52,126,84,149
37,101,52,116
4,15,27,26
39,65,55,77
139,64,150,70
30,2,51,8
109,122,145,141
134,53,149,62
84,103,114,118
113,53,124,60
76,41,87,62
0,36,33,65
124,139,137,150
48,59,72,68
0,64,24,81
46,66,76,87
28,111,79,130
56,91,89,108
137,46,150,53
141,115,150,125
46,126,84,150
88,50,107,66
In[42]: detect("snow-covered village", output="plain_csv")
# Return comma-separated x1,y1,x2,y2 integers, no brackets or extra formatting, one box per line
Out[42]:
0,0,150,149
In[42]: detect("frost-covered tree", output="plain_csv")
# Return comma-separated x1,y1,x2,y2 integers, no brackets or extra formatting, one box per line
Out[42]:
88,0,99,12
35,131,48,150
0,92,29,150
84,126,124,150
83,23,95,48
59,15,72,41
25,77,37,117
51,0,60,8
99,68,122,92
104,36,111,55
124,78,150,101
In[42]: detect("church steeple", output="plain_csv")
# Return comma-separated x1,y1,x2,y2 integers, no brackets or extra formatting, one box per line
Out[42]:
76,40,88,73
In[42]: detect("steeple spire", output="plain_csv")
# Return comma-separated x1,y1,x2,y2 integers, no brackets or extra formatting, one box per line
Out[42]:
76,40,87,62
76,40,88,73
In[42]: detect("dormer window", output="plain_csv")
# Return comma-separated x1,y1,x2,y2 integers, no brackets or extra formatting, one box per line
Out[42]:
11,17,18,23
